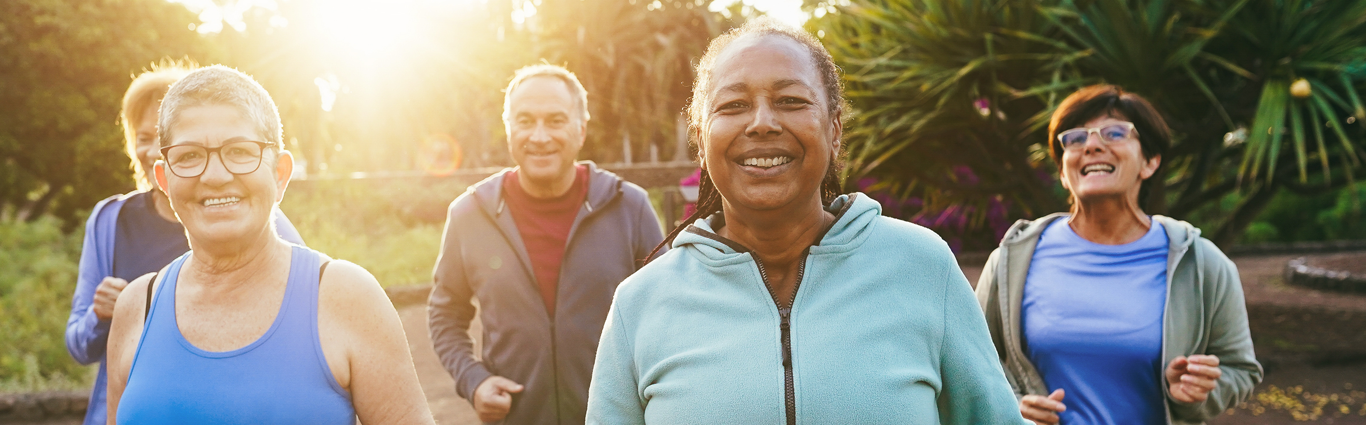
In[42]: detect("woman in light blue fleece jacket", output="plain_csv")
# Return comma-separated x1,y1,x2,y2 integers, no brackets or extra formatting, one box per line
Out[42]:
586,19,1027,425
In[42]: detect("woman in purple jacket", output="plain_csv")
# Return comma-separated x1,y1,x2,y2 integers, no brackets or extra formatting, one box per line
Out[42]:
64,62,303,425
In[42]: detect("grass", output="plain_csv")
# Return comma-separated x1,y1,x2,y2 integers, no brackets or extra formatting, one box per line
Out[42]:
280,178,462,288
0,179,460,393
0,216,97,393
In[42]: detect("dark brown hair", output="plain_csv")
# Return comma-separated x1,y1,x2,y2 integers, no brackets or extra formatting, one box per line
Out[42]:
646,19,846,263
1048,84,1171,210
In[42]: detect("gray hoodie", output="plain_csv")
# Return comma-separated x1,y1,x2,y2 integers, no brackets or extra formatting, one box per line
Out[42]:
974,213,1262,424
428,161,664,425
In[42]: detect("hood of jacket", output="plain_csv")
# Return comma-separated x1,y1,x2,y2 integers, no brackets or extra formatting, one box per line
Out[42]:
999,212,1200,254
672,193,875,258
468,160,625,218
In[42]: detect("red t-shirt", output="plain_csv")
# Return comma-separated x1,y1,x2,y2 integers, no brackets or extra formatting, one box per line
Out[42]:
502,165,590,317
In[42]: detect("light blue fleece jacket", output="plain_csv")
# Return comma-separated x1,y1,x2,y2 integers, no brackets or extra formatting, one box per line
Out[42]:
587,193,1028,424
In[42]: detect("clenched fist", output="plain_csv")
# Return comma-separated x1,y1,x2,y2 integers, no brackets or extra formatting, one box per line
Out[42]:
93,277,129,320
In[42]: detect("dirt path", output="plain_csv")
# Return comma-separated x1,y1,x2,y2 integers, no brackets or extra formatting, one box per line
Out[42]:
397,305,480,425
962,252,1366,423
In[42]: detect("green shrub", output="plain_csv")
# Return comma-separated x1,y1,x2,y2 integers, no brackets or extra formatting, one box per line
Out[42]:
0,216,96,392
1318,185,1366,241
280,178,463,287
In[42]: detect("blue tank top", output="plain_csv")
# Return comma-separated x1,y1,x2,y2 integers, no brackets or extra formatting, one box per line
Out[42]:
117,246,356,424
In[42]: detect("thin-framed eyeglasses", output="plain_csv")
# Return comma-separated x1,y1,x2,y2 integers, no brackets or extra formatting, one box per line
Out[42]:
1057,122,1138,150
158,141,275,178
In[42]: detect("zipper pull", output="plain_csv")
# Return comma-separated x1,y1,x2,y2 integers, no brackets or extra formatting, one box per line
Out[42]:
779,308,791,367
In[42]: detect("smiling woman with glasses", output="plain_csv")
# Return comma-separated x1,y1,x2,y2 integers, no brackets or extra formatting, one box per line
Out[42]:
975,85,1262,425
63,63,309,425
102,65,435,425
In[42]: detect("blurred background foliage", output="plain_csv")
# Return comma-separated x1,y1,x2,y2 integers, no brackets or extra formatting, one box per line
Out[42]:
0,0,736,228
814,0,1366,248
2,0,1366,388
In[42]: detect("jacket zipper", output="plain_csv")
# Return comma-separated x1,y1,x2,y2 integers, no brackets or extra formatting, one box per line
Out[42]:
755,249,807,425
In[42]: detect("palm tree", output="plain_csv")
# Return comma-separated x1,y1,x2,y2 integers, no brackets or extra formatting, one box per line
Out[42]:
530,0,722,164
816,0,1366,246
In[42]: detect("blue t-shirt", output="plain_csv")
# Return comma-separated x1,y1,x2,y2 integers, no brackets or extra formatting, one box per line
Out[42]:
1023,218,1169,425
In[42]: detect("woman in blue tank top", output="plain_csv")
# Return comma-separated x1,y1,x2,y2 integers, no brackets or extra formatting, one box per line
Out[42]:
103,65,435,425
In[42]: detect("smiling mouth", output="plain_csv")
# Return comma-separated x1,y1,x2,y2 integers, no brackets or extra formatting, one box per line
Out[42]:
740,156,793,169
202,197,241,207
1081,164,1115,176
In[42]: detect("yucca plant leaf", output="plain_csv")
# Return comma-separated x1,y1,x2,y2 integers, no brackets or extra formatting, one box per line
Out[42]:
1183,64,1235,130
1289,101,1308,182
1242,79,1289,180
1196,51,1256,79
1340,73,1366,120
1308,100,1333,182
1312,93,1363,166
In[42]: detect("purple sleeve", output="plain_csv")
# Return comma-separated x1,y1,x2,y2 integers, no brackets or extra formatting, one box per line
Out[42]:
272,208,306,246
66,198,116,365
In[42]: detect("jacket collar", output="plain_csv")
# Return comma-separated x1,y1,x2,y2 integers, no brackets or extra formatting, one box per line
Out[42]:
999,212,1199,253
471,160,623,218
674,192,876,258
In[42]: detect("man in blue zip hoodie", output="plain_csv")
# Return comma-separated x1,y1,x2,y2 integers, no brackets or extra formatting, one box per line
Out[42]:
428,64,664,424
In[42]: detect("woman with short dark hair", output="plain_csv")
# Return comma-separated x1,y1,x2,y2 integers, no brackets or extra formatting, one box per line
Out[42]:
587,19,1027,424
975,85,1262,424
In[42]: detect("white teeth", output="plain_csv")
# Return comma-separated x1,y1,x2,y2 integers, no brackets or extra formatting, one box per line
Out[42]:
1082,164,1115,175
202,197,241,207
742,156,793,168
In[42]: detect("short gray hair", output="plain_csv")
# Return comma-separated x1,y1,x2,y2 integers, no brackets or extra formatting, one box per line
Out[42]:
159,65,283,149
501,64,590,125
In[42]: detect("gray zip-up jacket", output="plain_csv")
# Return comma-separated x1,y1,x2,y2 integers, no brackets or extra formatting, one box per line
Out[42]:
428,161,665,425
975,213,1262,424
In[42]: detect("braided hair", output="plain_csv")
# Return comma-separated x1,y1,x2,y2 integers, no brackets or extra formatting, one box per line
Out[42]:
646,19,848,264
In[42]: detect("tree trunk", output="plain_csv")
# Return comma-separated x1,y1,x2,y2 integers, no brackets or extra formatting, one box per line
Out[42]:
1210,182,1279,247
17,184,61,222
1146,167,1168,216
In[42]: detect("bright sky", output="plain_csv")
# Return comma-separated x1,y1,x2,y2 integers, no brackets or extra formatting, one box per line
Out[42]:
710,0,809,27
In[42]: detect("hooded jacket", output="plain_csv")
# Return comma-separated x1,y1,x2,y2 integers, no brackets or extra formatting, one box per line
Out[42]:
428,161,664,425
975,213,1262,424
587,193,1028,425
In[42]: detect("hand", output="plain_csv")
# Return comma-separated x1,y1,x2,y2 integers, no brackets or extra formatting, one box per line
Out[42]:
93,277,129,321
1166,355,1222,403
1020,389,1066,425
472,375,524,422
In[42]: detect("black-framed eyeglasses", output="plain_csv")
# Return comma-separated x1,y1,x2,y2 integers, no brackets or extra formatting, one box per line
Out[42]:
1057,122,1138,150
158,141,275,178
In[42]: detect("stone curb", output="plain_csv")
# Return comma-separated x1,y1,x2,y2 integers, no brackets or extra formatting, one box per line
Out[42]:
1285,257,1366,294
1229,240,1366,256
0,391,86,423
